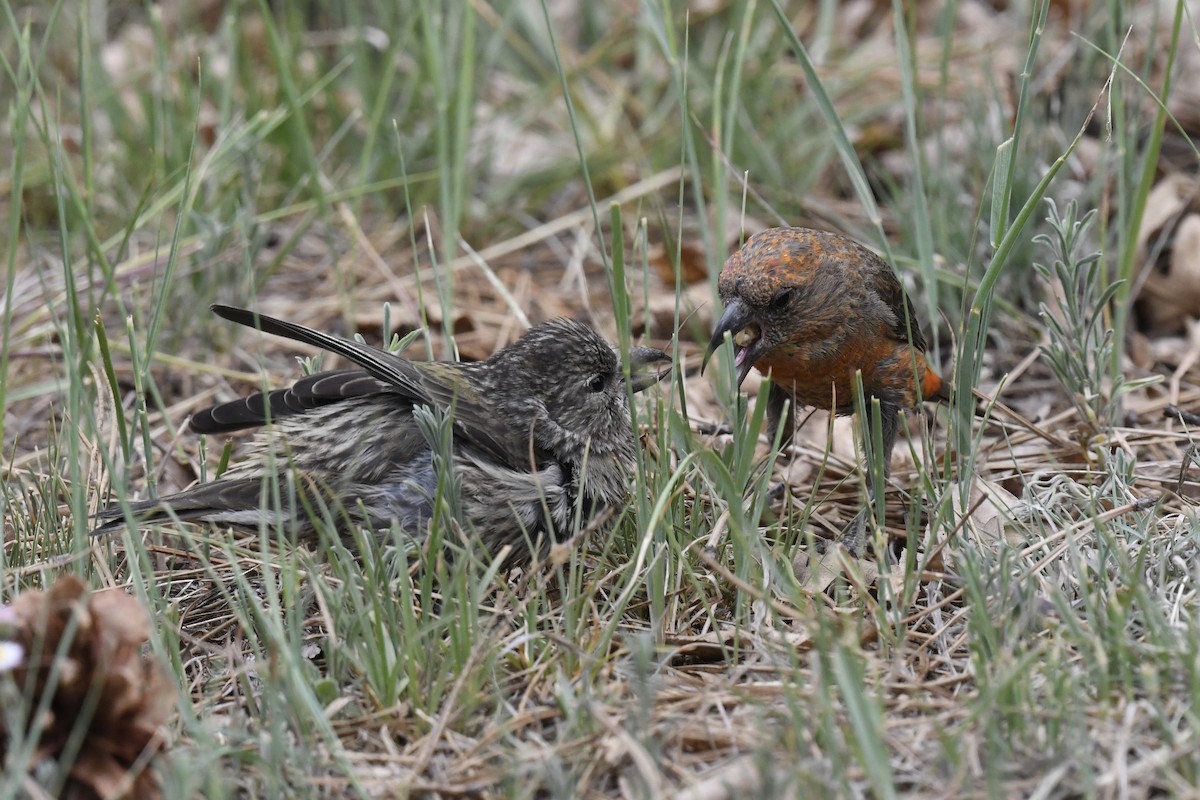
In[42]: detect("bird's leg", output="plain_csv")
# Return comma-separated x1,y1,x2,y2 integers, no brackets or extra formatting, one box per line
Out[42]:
765,382,796,448
765,382,796,501
841,400,899,557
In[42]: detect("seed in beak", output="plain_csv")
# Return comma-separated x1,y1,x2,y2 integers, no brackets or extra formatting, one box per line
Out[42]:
734,325,760,348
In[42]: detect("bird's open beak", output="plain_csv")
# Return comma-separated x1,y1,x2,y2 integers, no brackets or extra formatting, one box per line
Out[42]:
627,347,673,393
702,299,760,388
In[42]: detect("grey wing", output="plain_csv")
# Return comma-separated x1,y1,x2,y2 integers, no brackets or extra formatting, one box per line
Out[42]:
211,305,531,469
191,369,386,433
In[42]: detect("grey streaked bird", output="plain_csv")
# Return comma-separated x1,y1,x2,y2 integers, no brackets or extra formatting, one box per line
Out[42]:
94,305,671,565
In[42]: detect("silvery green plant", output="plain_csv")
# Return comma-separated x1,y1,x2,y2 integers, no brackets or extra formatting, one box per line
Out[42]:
1033,199,1158,441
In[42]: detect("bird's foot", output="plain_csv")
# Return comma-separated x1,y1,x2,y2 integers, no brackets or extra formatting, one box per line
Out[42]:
693,420,733,436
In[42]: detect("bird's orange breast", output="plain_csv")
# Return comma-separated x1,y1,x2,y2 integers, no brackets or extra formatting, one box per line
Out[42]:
756,337,944,412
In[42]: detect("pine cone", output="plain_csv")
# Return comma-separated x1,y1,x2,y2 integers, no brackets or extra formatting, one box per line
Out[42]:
0,576,174,799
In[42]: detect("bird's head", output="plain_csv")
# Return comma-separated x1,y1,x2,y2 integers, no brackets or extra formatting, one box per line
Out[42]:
702,227,824,387
488,319,671,456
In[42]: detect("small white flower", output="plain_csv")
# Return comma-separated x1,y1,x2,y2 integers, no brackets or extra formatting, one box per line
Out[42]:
0,641,23,672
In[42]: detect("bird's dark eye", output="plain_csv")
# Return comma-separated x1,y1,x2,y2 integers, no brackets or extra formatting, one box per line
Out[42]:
587,375,606,392
771,288,794,310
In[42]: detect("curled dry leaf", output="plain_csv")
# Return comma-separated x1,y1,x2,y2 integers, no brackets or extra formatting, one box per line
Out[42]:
793,539,881,594
793,543,854,593
1135,173,1200,335
0,576,174,800
934,476,1024,572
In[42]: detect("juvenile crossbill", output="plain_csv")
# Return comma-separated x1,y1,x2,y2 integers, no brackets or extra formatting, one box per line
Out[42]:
94,305,671,565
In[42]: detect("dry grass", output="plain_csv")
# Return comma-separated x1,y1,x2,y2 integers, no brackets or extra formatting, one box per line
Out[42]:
4,1,1200,797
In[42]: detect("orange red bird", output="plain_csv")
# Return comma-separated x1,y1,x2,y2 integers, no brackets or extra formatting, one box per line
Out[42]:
705,226,947,553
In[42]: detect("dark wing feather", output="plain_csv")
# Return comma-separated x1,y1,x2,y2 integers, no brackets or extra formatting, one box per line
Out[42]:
191,369,386,433
90,478,266,535
869,268,928,353
210,305,530,468
411,361,532,469
212,305,433,398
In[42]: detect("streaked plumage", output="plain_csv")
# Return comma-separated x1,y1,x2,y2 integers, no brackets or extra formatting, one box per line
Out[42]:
94,305,671,565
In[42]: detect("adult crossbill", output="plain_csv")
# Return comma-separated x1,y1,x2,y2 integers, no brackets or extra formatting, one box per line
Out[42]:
704,227,947,552
94,305,671,566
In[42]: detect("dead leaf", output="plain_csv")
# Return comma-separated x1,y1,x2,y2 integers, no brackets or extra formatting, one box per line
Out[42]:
644,209,766,287
1135,173,1200,335
936,476,1024,570
793,541,853,593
